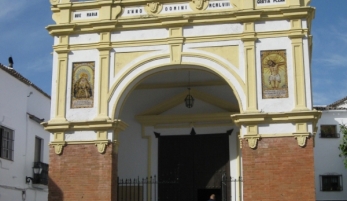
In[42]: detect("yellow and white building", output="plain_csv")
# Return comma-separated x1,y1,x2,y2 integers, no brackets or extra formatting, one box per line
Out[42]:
44,0,320,200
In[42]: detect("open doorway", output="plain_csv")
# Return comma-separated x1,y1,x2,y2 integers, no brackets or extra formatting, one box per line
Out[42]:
158,130,230,201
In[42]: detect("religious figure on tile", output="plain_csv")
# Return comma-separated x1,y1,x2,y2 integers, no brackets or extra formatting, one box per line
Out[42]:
71,62,95,108
261,50,288,99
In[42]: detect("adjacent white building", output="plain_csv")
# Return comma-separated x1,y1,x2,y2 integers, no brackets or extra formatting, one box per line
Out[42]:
315,98,347,201
0,64,50,201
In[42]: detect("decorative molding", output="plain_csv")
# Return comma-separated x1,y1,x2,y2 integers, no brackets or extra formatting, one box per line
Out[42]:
290,35,309,111
62,29,308,51
293,133,310,147
51,141,66,155
108,52,245,118
244,135,260,149
170,44,182,64
240,132,312,148
112,6,122,19
138,88,239,116
190,0,209,11
46,7,314,36
137,112,234,127
231,111,321,126
136,80,227,90
43,119,128,133
50,0,59,6
181,52,246,97
145,2,163,14
95,140,109,153
238,135,243,149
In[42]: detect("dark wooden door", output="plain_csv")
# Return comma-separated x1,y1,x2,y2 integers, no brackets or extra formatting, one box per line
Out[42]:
158,133,229,201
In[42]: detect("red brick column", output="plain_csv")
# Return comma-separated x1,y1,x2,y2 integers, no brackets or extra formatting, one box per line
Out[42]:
242,137,315,201
48,143,118,201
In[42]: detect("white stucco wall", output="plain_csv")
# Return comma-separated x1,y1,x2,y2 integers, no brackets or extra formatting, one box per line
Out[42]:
0,68,50,201
255,37,294,112
315,110,347,201
65,49,99,121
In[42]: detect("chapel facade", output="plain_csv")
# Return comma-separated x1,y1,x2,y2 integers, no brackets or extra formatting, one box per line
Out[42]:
45,0,320,200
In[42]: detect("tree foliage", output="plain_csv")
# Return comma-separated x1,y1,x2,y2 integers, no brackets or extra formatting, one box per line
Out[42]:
338,124,347,168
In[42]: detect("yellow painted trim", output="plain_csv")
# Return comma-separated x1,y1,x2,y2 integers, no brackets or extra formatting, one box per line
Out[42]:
60,29,308,51
61,141,96,144
138,88,238,116
49,49,69,123
108,52,245,118
240,132,312,148
154,122,234,129
194,45,240,69
191,89,240,111
170,44,182,64
259,133,295,138
181,52,246,95
290,35,308,111
95,34,112,120
42,119,128,133
242,37,258,113
231,110,321,125
51,132,66,155
136,80,227,89
136,112,234,126
145,2,163,15
169,27,183,64
46,7,315,36
114,51,154,77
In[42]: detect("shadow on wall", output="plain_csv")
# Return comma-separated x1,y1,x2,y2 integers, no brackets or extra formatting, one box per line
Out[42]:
48,177,63,201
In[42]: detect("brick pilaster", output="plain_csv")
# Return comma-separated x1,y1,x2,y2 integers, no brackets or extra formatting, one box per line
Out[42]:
242,137,315,201
48,144,117,201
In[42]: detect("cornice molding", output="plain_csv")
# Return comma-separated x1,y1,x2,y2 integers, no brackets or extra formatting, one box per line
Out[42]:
46,7,314,36
42,119,128,132
240,132,312,148
231,110,321,126
136,112,235,126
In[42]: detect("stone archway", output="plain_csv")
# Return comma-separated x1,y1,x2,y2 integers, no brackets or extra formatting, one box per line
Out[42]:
113,66,241,201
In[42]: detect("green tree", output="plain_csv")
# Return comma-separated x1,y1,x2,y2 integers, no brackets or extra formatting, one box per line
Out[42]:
339,124,347,168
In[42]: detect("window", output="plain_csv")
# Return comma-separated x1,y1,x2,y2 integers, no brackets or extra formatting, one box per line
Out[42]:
34,137,43,162
320,175,343,191
320,125,340,138
0,126,14,160
33,137,49,185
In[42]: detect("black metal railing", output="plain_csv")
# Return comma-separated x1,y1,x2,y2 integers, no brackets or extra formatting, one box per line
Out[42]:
33,162,49,185
221,176,243,201
118,176,179,201
320,133,340,138
117,176,242,201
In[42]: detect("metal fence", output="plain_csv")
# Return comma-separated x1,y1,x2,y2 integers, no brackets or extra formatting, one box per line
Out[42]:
117,176,242,201
221,176,243,201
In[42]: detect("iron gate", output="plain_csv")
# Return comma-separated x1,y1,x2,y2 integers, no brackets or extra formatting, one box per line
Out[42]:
117,176,242,201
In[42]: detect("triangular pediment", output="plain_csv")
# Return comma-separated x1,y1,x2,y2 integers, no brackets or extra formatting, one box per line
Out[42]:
137,88,239,116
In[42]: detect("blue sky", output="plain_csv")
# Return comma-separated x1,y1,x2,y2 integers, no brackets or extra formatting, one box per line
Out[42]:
0,0,345,106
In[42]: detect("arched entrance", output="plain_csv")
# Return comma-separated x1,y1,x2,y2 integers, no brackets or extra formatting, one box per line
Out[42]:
45,1,320,201
115,67,240,201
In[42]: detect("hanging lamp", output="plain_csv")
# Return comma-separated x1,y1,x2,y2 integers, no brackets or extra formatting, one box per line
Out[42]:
185,71,194,108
